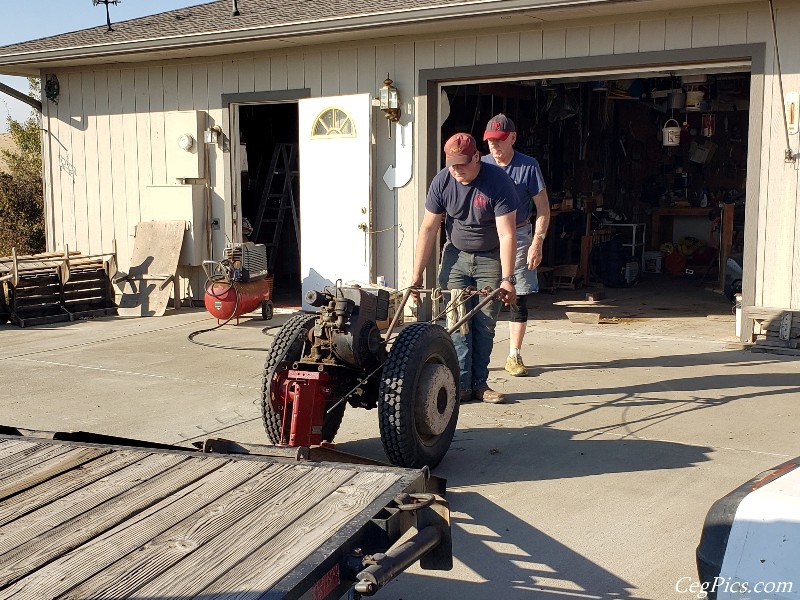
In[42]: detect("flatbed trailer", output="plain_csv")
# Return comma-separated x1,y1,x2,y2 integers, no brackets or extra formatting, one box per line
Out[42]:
0,429,451,600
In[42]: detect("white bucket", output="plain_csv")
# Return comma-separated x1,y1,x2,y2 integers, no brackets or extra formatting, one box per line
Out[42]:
662,119,681,147
669,90,685,110
686,89,704,111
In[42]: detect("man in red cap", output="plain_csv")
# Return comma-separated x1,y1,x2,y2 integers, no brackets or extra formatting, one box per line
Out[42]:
411,132,518,404
482,113,550,377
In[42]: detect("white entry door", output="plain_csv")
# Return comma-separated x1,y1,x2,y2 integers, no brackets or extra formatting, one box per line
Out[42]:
298,94,373,309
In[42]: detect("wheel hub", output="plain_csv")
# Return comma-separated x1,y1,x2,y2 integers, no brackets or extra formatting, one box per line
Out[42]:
414,363,456,437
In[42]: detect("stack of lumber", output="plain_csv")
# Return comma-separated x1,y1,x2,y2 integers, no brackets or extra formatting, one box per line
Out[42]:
746,307,800,356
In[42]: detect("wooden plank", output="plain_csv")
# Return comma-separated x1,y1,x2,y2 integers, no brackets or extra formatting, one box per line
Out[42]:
614,22,640,54
0,446,110,502
639,20,666,53
665,16,693,50
0,459,264,599
0,440,37,462
199,471,402,598
64,463,307,599
0,444,74,484
566,27,590,59
542,29,566,60
0,449,146,526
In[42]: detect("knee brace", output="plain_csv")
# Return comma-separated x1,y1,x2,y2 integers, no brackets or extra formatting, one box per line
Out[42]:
509,293,529,322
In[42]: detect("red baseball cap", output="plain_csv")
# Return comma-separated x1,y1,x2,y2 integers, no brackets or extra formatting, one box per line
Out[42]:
444,133,477,167
483,113,515,141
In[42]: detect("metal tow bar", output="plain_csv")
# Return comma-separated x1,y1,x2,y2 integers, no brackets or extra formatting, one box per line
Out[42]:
384,286,509,340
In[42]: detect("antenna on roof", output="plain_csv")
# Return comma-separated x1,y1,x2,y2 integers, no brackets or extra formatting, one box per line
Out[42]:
232,0,240,16
93,0,122,33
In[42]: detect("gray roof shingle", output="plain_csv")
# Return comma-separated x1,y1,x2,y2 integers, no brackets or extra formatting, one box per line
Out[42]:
0,0,520,58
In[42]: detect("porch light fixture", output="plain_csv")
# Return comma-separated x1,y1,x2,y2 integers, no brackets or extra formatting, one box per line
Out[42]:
379,75,401,138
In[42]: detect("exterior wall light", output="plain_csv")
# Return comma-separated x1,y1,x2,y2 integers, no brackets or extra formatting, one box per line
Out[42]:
379,75,401,138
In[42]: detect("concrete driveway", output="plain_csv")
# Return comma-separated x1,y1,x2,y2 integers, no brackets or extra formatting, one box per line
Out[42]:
1,283,798,600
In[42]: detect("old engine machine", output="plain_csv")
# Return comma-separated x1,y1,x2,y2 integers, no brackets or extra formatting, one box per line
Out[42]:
261,283,488,469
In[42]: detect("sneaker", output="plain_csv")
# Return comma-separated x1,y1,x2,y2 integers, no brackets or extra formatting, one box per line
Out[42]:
505,355,528,377
473,386,506,404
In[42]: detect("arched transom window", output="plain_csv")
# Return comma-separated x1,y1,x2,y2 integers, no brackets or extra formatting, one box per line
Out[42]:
311,107,356,138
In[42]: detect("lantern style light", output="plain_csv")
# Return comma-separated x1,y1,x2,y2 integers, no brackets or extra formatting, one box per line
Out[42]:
379,75,401,138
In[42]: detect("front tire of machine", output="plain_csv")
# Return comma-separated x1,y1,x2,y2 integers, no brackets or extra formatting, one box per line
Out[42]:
378,323,460,469
262,300,274,321
261,313,346,446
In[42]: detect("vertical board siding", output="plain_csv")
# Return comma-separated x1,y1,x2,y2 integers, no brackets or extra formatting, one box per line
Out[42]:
475,35,498,65
94,72,115,254
270,55,288,90
613,22,640,54
356,47,376,95
82,72,102,253
320,52,339,96
134,68,153,214
691,14,720,48
375,44,396,285
148,68,167,188
665,16,692,50
339,48,358,95
497,33,520,64
207,60,225,299
519,30,543,61
434,39,455,69
394,41,415,290
542,29,566,60
120,70,140,256
254,56,270,92
287,54,305,90
719,13,748,46
566,27,590,59
238,57,255,93
68,72,89,254
53,73,71,251
304,52,322,97
638,20,666,53
589,24,614,56
106,70,129,269
454,37,477,67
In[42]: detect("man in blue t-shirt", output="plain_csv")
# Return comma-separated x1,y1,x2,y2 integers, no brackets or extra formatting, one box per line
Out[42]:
411,133,517,404
482,114,550,377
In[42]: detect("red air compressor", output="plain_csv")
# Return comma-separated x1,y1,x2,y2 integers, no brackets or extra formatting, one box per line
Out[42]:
203,243,274,324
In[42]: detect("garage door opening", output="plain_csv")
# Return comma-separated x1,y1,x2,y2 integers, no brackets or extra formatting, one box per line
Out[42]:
236,102,301,308
440,69,749,308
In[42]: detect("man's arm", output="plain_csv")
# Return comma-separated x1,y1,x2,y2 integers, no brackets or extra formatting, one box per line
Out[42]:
411,209,444,288
496,210,517,306
528,189,550,270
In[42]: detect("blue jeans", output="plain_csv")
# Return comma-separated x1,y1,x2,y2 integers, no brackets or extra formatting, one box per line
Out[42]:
438,242,502,392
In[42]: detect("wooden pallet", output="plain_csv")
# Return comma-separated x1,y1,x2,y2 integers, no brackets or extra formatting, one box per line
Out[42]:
745,307,800,356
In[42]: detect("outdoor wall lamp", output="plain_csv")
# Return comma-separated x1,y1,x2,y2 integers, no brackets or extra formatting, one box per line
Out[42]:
379,75,401,138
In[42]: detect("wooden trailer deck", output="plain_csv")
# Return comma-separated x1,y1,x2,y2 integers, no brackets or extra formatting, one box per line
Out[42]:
0,434,445,600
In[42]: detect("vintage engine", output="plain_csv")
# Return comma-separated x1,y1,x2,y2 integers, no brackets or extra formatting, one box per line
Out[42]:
305,286,390,370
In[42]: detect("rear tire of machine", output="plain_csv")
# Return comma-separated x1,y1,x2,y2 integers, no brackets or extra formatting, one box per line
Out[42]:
260,314,346,444
378,323,460,469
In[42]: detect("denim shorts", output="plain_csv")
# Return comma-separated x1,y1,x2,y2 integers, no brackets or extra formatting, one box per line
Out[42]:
514,223,540,295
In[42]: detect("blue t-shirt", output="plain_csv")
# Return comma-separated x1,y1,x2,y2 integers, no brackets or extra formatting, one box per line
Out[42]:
426,163,517,252
482,152,545,224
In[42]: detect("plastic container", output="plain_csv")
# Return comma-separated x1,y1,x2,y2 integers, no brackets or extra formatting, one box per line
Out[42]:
642,251,663,274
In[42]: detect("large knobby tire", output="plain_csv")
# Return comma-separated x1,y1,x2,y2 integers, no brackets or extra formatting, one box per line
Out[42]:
260,314,345,444
378,323,460,469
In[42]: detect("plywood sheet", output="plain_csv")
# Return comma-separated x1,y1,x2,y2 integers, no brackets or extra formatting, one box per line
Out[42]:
117,220,185,317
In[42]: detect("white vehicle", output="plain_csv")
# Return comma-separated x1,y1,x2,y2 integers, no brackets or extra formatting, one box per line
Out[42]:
696,458,800,599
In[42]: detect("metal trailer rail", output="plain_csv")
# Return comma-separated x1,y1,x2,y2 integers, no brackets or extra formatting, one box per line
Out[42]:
0,428,451,600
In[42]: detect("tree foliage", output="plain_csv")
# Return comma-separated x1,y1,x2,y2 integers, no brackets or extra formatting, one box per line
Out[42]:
0,77,44,256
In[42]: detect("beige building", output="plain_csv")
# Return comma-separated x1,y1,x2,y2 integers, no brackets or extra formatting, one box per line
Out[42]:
0,0,796,338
